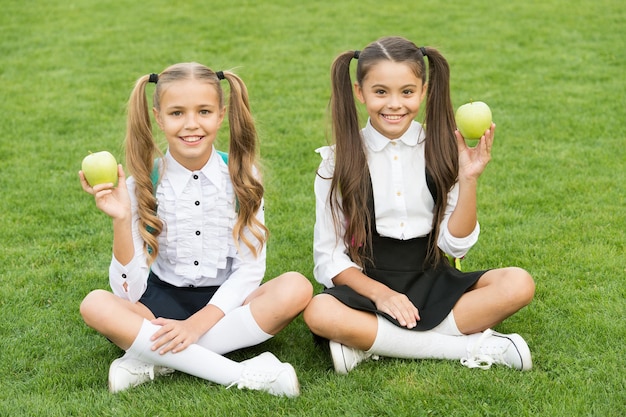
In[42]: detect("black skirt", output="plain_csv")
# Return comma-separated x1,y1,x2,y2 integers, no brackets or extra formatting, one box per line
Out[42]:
139,271,219,320
324,232,485,331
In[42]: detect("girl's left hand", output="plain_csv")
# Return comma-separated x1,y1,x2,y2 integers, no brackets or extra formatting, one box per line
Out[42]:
149,317,203,354
455,123,495,181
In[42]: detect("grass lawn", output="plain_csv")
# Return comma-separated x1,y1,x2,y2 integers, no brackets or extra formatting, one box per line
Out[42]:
0,0,624,416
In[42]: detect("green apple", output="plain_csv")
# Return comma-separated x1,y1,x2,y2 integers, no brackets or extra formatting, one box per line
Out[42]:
81,151,118,186
455,101,493,140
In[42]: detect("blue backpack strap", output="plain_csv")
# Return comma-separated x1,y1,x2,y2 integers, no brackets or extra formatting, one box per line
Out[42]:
216,151,240,212
150,158,161,190
216,150,229,164
146,158,160,238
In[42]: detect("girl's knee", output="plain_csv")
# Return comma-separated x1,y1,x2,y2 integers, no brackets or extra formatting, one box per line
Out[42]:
505,267,535,306
279,272,314,307
79,289,115,327
303,294,336,332
292,272,314,297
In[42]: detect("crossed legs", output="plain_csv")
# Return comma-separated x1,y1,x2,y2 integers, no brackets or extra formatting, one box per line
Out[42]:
304,266,535,350
79,272,312,394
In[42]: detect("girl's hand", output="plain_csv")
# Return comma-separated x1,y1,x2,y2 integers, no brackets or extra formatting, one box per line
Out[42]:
455,123,496,181
149,317,204,354
78,164,130,220
372,287,420,329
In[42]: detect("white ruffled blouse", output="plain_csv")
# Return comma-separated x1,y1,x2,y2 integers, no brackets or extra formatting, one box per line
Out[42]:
109,149,266,314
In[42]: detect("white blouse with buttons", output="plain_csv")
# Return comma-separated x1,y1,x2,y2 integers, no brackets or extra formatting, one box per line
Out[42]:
109,149,266,314
313,119,479,289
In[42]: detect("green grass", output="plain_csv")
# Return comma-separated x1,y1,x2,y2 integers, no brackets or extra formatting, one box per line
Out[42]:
1,0,624,415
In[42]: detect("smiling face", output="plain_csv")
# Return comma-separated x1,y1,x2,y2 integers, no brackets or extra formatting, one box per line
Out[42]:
153,79,225,171
354,60,427,140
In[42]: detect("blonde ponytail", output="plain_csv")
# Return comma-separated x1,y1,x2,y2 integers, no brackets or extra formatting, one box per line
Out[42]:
125,74,163,265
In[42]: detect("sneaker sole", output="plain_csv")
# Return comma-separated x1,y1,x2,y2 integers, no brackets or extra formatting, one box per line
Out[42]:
329,341,349,374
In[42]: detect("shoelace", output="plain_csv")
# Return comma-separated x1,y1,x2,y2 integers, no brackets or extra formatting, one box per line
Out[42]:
346,346,379,365
460,354,495,370
154,366,175,377
135,363,156,380
460,329,496,370
130,363,174,381
114,361,156,388
348,350,370,368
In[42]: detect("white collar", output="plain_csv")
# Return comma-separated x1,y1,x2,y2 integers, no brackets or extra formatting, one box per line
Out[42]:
363,119,424,152
164,148,225,198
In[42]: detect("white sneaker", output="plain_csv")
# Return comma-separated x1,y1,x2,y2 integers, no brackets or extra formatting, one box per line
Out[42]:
108,357,174,393
329,340,377,374
461,329,532,371
233,352,300,397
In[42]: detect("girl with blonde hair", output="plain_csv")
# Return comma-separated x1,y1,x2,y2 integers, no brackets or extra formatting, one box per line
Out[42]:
79,62,311,396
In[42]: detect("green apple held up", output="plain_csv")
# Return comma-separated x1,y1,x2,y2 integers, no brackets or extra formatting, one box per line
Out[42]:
455,101,493,140
81,151,118,186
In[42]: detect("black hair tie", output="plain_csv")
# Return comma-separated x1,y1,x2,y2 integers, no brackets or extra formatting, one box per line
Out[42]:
419,46,427,57
148,73,159,84
353,50,360,59
216,71,225,80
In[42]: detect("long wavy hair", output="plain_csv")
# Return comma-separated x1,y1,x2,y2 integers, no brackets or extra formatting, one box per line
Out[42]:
125,62,267,265
326,36,458,267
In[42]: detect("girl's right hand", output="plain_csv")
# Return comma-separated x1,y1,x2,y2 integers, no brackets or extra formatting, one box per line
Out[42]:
372,287,420,329
78,164,131,220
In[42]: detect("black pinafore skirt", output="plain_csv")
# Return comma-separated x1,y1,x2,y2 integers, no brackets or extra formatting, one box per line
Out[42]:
323,175,487,331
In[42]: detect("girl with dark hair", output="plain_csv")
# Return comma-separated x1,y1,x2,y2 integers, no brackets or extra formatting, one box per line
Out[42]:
79,62,311,396
304,37,535,373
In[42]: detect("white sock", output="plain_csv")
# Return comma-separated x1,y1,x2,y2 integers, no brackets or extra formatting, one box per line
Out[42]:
367,314,479,360
196,304,272,355
430,311,463,336
126,319,243,386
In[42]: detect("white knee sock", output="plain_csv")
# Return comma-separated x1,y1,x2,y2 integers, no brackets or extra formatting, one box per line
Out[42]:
430,311,463,336
196,304,272,355
367,314,479,360
126,319,243,386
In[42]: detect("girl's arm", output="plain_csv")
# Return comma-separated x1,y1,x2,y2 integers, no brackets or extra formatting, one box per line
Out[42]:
110,206,134,266
107,213,150,302
446,176,478,237
106,173,150,301
312,147,362,288
446,124,495,238
81,165,149,300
